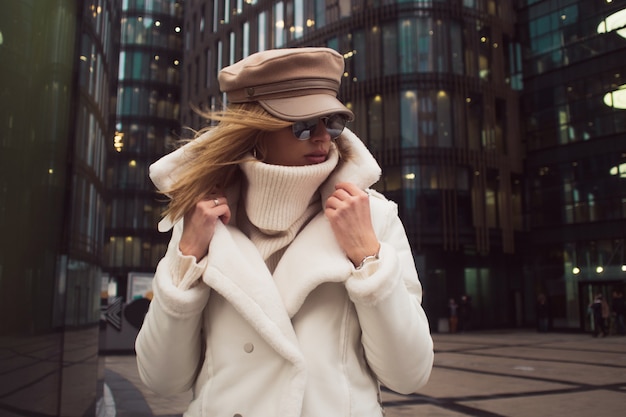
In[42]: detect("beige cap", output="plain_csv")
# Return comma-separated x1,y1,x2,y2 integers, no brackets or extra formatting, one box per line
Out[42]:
218,47,354,122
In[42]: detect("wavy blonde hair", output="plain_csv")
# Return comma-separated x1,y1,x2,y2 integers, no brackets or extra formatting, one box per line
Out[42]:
162,102,352,222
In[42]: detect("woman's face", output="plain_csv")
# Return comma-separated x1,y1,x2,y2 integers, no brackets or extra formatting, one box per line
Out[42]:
261,118,333,166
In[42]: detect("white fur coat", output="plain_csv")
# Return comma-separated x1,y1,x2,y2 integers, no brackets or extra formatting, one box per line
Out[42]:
135,129,433,417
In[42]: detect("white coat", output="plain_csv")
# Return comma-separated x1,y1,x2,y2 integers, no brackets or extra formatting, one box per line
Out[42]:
135,129,434,417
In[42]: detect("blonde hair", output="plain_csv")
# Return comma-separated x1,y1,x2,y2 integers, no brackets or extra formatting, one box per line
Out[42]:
162,102,352,222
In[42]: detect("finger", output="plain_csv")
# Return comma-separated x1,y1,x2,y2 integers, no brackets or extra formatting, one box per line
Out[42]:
205,197,232,225
212,196,223,207
218,205,232,225
331,188,352,201
335,182,367,197
325,194,343,210
200,195,226,207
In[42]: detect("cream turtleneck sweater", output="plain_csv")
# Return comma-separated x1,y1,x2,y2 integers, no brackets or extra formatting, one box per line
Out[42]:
238,146,339,272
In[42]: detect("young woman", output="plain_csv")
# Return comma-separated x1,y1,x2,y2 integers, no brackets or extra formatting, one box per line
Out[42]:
135,47,433,417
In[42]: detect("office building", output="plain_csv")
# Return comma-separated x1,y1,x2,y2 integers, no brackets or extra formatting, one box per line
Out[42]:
182,0,526,330
0,0,120,414
517,0,626,331
101,0,183,351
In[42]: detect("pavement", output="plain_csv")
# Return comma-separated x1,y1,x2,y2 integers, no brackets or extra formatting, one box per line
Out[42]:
98,330,626,417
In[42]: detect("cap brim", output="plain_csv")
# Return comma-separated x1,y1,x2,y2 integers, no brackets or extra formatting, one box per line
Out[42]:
259,94,354,122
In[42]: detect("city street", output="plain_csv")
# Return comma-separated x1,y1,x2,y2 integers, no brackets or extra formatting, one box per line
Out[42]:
101,330,626,417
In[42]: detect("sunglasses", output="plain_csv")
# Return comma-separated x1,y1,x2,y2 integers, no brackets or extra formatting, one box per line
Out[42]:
291,114,349,140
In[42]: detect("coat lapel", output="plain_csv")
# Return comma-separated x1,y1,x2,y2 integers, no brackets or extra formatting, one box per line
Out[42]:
202,222,305,365
273,213,354,318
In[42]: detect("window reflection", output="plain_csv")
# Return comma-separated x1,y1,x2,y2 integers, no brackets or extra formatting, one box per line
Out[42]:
258,11,267,51
293,0,304,39
106,236,168,268
274,2,285,47
368,94,383,150
383,16,468,76
532,156,626,227
401,90,418,148
117,86,179,119
382,23,397,76
400,90,454,148
314,0,325,29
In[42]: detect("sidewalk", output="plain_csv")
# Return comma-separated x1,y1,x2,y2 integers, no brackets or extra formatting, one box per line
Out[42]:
100,330,626,417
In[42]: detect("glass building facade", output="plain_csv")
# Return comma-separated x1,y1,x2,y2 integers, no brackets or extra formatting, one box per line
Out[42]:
0,0,120,415
102,0,183,342
518,0,626,330
183,0,527,330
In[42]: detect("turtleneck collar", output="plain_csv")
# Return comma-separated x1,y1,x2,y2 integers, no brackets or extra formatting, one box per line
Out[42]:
149,127,381,233
239,144,339,233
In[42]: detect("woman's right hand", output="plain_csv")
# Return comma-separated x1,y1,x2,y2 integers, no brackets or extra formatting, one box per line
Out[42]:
179,196,231,260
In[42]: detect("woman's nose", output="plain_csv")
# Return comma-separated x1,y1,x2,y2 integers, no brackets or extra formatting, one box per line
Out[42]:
311,119,331,142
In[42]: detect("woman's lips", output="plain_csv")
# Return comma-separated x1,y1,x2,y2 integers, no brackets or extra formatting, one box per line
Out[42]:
305,151,328,164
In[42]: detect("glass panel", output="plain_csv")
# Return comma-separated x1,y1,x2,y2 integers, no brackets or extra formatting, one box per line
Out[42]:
294,0,304,39
451,20,463,74
315,0,325,28
437,90,452,147
353,29,366,81
382,23,397,76
258,11,267,51
274,1,285,47
401,90,418,148
224,0,230,24
243,22,250,57
368,94,384,150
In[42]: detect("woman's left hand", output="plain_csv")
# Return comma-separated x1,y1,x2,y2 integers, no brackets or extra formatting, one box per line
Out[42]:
325,182,380,267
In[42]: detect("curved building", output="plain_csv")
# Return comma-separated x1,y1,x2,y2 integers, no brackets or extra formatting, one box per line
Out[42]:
0,0,120,414
104,0,183,320
183,0,525,330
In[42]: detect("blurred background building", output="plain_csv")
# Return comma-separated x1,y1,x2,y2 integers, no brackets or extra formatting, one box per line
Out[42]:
517,1,626,331
183,0,526,330
0,0,625,415
0,0,120,415
182,0,626,334
100,0,183,352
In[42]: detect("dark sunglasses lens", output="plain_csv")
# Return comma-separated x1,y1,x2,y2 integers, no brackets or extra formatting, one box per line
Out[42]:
324,114,348,139
292,114,348,140
292,119,318,140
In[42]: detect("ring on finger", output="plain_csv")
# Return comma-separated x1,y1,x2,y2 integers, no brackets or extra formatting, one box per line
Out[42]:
213,198,220,207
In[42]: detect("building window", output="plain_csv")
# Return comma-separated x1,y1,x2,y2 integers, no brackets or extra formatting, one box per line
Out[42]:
290,0,302,40
206,48,212,88
397,17,454,74
401,90,418,148
274,2,285,47
229,31,236,65
400,89,454,148
451,20,463,74
258,11,267,51
213,0,219,31
352,29,366,81
314,0,325,29
224,0,230,24
368,94,383,151
243,21,250,57
216,40,223,80
382,23,397,76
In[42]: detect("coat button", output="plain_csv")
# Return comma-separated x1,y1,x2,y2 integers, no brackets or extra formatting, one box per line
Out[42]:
243,342,254,353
